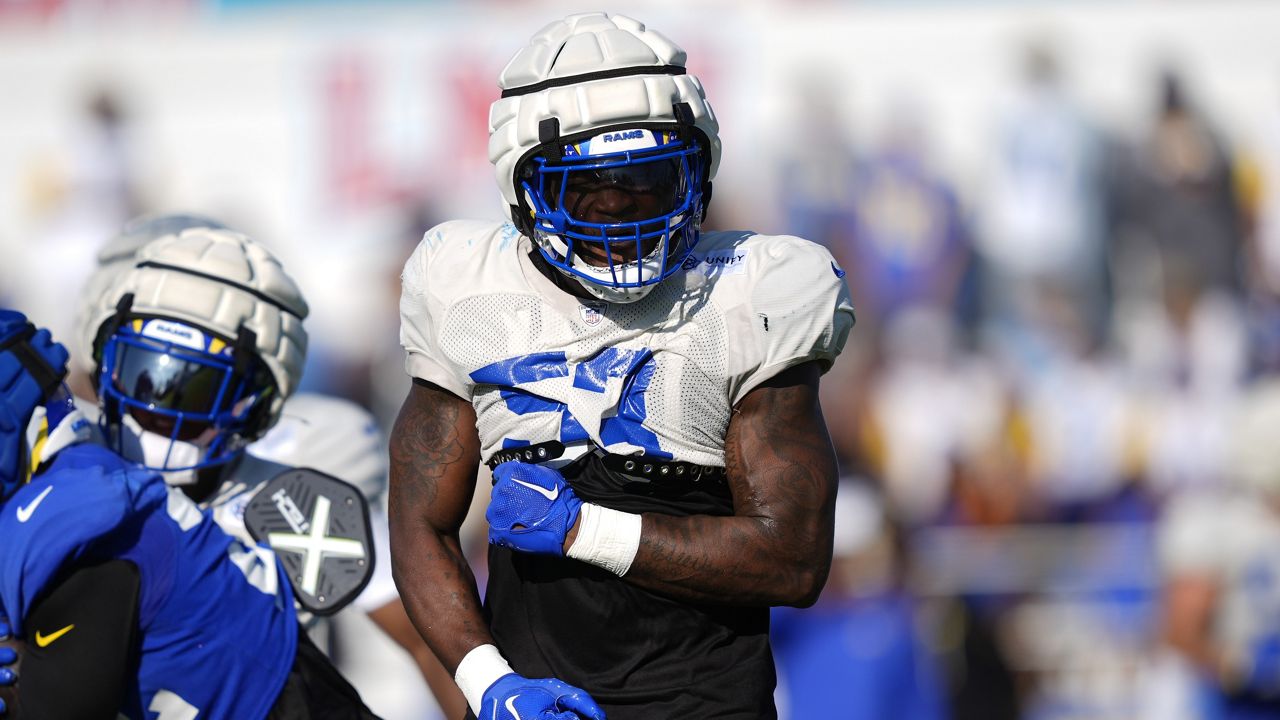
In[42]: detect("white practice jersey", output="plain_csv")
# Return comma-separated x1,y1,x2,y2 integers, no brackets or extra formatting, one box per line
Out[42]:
247,392,387,504
400,221,855,466
81,393,399,614
237,393,398,613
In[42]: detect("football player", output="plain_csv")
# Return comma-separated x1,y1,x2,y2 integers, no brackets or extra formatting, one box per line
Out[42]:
0,308,377,719
75,216,467,719
390,12,855,720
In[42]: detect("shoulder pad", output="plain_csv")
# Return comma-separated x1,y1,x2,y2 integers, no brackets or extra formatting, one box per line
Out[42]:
242,468,374,616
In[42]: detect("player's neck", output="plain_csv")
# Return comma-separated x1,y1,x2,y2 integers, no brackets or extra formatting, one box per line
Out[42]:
182,458,237,503
527,248,597,302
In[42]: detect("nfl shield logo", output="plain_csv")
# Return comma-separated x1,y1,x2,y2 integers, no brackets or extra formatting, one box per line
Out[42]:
579,302,605,326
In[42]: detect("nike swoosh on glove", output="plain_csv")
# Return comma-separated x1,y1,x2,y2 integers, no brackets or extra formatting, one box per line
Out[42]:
482,673,605,720
487,461,582,556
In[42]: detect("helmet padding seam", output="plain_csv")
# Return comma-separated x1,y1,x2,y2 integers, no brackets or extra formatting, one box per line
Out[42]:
136,261,304,317
501,64,686,98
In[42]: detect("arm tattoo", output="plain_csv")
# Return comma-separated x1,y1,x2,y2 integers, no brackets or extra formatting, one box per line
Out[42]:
388,381,489,671
389,382,466,511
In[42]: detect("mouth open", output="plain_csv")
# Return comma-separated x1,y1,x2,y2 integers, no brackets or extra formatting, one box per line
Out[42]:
575,239,633,267
573,232,664,268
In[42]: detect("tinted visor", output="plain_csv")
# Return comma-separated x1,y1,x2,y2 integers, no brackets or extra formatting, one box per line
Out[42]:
111,338,233,416
553,157,685,220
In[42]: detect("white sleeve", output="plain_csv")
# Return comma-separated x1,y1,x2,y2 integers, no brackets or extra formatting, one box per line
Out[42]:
247,393,388,503
730,236,855,406
350,505,400,612
399,225,470,399
1158,492,1228,577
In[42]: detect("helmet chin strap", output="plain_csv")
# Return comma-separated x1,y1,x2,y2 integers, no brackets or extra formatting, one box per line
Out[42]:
115,413,205,487
526,246,659,305
573,239,667,304
574,270,659,304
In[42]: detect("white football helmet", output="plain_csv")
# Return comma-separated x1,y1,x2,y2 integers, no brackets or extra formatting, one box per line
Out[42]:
82,227,308,480
75,212,231,377
489,12,721,303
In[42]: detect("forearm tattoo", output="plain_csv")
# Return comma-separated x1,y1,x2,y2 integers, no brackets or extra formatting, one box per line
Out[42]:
388,382,488,669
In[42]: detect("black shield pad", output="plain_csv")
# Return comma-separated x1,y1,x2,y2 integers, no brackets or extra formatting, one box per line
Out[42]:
243,468,374,616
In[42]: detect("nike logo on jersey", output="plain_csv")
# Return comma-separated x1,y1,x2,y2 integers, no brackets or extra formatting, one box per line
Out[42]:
504,695,522,720
512,478,559,502
16,485,53,522
34,623,74,647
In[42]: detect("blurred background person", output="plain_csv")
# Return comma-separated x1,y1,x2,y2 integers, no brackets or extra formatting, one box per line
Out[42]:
2,85,139,342
1110,67,1246,301
845,97,976,342
862,306,1008,529
976,38,1110,381
775,68,862,260
1155,378,1280,719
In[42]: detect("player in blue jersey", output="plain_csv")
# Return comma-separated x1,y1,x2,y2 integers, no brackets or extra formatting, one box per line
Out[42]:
391,12,854,720
0,313,380,720
73,214,466,719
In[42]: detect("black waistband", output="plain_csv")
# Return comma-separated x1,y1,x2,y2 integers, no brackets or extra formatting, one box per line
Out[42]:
486,440,567,467
598,454,726,487
485,441,727,488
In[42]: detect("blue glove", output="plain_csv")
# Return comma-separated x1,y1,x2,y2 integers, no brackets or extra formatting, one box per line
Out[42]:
0,309,70,501
487,461,582,556
481,673,605,720
0,614,15,690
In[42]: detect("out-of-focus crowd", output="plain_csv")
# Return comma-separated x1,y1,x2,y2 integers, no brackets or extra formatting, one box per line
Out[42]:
768,43,1280,720
5,5,1280,719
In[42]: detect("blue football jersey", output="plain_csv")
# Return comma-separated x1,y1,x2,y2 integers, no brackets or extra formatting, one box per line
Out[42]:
0,442,298,720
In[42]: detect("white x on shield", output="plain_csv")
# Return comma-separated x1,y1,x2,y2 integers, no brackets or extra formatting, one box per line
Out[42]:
267,496,366,595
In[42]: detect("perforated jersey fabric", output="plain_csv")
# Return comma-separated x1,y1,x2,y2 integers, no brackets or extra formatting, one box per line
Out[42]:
399,220,854,468
401,220,853,719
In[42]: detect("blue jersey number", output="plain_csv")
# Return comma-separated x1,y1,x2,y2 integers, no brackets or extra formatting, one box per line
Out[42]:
470,348,670,458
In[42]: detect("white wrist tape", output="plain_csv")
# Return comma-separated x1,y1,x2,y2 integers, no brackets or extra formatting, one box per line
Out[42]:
567,502,642,576
454,643,513,715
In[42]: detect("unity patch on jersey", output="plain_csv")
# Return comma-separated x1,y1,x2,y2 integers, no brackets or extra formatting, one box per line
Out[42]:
243,468,374,616
685,248,750,277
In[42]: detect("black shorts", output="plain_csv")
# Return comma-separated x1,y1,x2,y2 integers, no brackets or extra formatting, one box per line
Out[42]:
267,629,381,720
483,454,778,719
4,559,378,720
3,559,140,720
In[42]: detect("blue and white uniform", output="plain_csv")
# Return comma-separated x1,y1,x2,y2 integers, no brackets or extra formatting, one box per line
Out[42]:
0,440,297,720
399,221,854,718
401,221,854,467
